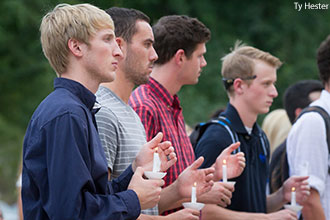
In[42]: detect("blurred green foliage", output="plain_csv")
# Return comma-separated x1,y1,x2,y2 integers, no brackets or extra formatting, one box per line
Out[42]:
0,0,329,203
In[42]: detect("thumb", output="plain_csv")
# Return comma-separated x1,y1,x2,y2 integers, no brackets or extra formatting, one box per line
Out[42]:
147,132,163,150
224,142,240,154
190,156,204,170
134,166,144,176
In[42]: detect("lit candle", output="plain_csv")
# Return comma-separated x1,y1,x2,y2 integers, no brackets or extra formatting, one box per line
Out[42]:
152,147,161,172
291,187,296,206
222,159,227,183
191,182,197,203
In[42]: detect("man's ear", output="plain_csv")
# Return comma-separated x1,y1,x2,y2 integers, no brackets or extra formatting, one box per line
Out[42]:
68,38,83,57
295,108,302,119
174,49,185,66
233,78,245,95
116,37,124,49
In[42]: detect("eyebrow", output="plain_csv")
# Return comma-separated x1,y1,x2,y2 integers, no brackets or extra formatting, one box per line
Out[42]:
144,38,154,44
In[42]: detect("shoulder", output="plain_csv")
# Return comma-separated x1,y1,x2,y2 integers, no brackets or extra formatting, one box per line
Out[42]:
34,91,89,128
129,86,157,112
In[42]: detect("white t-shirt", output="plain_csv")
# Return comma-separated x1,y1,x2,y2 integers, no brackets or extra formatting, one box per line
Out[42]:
287,90,330,219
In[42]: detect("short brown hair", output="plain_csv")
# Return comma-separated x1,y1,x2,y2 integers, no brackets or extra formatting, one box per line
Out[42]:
105,7,150,43
153,15,210,65
221,41,282,94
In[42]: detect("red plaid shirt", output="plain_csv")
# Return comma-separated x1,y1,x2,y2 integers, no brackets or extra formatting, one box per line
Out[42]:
129,77,195,188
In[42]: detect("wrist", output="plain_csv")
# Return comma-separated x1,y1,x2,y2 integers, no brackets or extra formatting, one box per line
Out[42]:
132,160,137,172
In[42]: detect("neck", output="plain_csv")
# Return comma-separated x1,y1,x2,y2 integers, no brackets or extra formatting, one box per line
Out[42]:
102,69,135,104
151,63,182,96
230,98,257,128
61,68,99,94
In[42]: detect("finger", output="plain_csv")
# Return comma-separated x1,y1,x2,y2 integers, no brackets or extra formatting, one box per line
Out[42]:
148,132,164,150
292,175,309,182
165,156,177,168
204,171,215,182
163,146,175,155
158,141,172,151
134,167,145,179
222,194,231,205
190,157,204,170
223,188,232,198
222,182,234,192
239,160,246,168
150,179,165,187
223,142,241,154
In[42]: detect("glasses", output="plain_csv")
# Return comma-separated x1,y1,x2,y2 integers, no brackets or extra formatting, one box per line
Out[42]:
222,75,256,90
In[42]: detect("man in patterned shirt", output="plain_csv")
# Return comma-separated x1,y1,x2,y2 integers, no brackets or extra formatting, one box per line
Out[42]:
129,15,246,215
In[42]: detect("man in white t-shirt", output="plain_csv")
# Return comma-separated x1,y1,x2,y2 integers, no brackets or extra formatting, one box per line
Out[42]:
287,35,330,220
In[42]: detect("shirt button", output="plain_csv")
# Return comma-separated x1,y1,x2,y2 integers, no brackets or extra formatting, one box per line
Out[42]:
245,135,250,140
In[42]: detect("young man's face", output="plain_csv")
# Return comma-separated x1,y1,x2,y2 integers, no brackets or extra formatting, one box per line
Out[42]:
121,20,158,85
180,43,207,85
83,28,123,83
243,60,278,115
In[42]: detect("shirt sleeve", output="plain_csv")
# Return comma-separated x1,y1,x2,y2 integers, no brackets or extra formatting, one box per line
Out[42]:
194,124,233,168
40,113,140,219
96,106,118,171
287,112,328,196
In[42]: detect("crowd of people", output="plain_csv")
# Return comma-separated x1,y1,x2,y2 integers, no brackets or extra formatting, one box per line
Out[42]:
16,2,329,220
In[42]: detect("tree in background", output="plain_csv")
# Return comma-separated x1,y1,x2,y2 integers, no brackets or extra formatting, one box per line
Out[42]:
0,0,329,203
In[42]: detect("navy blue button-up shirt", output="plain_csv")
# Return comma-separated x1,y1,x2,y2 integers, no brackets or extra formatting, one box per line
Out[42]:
22,78,140,220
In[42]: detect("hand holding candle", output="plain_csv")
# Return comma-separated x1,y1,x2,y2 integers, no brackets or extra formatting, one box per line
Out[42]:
291,187,296,206
222,159,227,183
191,182,197,203
152,147,161,172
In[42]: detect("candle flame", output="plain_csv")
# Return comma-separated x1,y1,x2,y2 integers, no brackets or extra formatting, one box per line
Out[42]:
194,182,197,187
223,159,226,165
292,187,295,192
155,147,158,152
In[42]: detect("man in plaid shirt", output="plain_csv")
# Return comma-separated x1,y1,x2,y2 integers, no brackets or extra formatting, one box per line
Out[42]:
129,15,245,215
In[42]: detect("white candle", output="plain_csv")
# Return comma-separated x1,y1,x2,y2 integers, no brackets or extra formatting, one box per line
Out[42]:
222,159,227,183
152,147,161,172
191,182,197,203
291,187,296,206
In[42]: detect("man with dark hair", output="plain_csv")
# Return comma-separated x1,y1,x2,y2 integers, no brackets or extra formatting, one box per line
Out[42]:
129,15,246,215
287,36,330,219
284,80,323,124
96,7,216,219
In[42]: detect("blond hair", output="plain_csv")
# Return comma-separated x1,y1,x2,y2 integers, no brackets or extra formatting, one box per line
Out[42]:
40,3,114,75
221,41,282,94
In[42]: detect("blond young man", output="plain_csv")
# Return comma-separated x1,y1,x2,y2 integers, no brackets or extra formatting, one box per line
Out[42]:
195,42,310,219
22,3,176,219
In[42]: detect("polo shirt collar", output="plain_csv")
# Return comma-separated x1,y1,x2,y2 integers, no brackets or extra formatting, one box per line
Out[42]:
54,77,96,111
224,103,259,135
148,77,181,109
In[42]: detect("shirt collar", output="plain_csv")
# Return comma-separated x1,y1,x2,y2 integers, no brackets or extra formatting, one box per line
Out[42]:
148,77,181,108
224,103,259,135
54,77,96,111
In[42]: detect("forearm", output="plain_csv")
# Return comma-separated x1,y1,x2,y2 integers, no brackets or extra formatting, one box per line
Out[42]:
302,188,325,220
202,204,268,220
158,182,188,214
266,187,286,213
137,214,166,220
